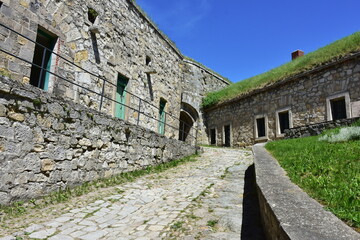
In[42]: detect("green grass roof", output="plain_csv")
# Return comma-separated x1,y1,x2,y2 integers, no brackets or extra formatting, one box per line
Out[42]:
203,31,360,109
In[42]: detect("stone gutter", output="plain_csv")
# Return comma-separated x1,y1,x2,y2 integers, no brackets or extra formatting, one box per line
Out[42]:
252,143,359,240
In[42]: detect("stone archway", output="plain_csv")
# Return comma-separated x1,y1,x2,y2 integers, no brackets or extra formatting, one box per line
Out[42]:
179,102,199,142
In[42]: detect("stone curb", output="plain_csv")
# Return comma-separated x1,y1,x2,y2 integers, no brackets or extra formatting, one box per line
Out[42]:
253,143,359,240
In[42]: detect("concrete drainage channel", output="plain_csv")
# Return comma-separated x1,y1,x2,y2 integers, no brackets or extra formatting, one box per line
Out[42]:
253,143,360,240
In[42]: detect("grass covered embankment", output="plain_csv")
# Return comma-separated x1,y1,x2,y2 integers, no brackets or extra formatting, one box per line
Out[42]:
265,123,360,230
203,31,360,108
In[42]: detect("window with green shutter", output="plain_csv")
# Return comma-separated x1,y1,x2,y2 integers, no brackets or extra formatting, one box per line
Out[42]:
115,75,129,120
158,99,166,134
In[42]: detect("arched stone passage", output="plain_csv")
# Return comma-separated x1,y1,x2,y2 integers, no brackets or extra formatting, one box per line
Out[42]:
179,103,199,142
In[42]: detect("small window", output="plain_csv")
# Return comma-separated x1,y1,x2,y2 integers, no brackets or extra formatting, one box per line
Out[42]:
115,74,129,120
0,2,3,8
326,92,351,121
276,108,293,137
279,111,290,134
88,8,98,24
256,117,266,138
158,99,167,135
330,98,346,120
146,56,151,66
146,73,154,101
210,129,216,145
30,27,58,91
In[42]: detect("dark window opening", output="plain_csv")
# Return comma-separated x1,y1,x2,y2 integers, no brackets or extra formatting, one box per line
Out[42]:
331,98,347,120
279,111,290,134
88,8,98,24
146,56,151,66
115,74,129,120
30,27,57,91
146,73,154,101
210,129,216,145
0,2,3,8
90,32,100,64
158,99,167,135
256,118,266,138
224,125,230,147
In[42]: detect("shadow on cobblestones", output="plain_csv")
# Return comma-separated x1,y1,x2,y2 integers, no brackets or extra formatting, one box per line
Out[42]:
241,164,266,240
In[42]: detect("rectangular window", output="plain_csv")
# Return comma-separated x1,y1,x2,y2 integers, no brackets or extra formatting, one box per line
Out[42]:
0,2,3,8
256,117,266,138
224,125,231,147
30,27,57,91
278,111,290,134
158,99,166,135
115,75,129,120
330,98,346,120
210,129,216,145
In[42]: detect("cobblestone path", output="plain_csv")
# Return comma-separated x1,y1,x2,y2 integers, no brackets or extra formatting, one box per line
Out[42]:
1,147,253,240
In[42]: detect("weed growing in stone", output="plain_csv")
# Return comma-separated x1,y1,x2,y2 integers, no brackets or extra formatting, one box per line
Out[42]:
171,221,184,230
207,219,218,227
266,126,360,229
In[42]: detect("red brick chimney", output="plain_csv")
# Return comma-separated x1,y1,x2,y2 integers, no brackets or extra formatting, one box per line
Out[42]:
292,50,304,60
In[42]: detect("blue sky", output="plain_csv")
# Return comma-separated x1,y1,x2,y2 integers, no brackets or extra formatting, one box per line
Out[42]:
136,0,360,82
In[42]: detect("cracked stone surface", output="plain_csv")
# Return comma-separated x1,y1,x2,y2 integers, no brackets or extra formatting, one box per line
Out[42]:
0,147,253,240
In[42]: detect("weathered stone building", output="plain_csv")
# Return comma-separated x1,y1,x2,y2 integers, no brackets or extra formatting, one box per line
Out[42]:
0,0,229,204
0,0,229,143
204,53,360,146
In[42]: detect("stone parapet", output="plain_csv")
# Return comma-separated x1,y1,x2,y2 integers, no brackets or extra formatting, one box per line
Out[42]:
284,117,360,139
253,143,359,240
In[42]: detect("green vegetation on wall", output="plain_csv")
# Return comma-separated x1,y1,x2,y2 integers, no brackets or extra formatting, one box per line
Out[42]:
203,31,360,108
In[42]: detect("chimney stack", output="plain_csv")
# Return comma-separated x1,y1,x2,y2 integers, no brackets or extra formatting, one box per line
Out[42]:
292,50,304,60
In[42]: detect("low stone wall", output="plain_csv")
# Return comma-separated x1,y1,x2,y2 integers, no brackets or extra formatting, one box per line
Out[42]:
253,143,359,240
0,76,196,205
285,117,360,139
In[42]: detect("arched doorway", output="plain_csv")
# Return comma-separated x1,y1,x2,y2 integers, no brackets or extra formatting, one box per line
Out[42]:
179,103,198,142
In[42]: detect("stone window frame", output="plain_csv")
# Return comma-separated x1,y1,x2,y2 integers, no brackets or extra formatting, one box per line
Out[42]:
326,92,351,121
275,107,293,138
222,122,232,147
254,114,268,141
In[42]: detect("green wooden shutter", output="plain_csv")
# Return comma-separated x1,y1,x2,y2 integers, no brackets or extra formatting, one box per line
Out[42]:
158,100,166,134
115,75,129,119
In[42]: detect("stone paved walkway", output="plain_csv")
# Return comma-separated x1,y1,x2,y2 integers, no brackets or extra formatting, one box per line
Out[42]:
0,147,253,240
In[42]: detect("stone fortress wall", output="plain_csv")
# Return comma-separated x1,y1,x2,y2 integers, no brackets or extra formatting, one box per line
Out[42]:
0,0,229,143
0,76,196,205
204,54,360,146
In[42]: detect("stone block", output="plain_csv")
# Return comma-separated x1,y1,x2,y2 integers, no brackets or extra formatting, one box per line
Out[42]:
74,50,88,63
0,104,7,117
41,159,55,172
8,112,25,122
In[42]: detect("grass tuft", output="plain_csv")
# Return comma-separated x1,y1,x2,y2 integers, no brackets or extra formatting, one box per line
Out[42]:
203,31,360,108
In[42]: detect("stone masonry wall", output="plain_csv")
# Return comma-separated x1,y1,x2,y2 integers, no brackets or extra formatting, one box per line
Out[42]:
204,55,360,146
0,0,229,141
0,76,196,205
181,60,230,144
